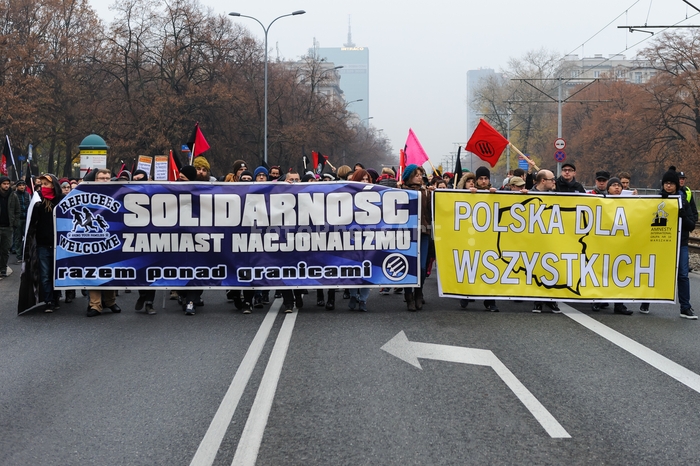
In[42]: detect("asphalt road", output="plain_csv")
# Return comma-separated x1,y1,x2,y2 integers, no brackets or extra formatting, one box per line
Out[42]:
2,266,700,465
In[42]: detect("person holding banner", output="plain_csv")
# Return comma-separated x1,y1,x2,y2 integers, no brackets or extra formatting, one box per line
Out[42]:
642,168,698,319
254,166,269,182
132,173,156,315
470,167,500,311
25,174,63,311
132,169,149,182
194,156,216,181
555,163,586,193
347,169,375,312
474,166,497,193
399,164,432,311
87,169,121,317
456,171,476,191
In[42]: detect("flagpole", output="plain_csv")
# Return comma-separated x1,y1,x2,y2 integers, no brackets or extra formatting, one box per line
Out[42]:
189,143,194,165
508,142,527,158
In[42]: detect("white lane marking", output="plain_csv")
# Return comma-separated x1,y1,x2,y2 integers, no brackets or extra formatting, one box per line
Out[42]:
561,304,700,394
231,310,299,466
381,331,570,439
190,302,281,466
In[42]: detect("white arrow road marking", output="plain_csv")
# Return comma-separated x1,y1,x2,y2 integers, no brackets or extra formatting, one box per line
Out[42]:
190,304,280,466
381,331,571,439
232,309,299,466
561,304,700,394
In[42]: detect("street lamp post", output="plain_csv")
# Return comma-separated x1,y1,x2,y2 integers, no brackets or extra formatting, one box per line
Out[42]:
229,10,306,164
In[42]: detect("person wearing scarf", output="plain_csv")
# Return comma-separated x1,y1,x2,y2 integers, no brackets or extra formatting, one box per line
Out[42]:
30,174,64,312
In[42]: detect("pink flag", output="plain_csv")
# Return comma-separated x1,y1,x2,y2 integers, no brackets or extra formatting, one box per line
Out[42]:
404,128,429,166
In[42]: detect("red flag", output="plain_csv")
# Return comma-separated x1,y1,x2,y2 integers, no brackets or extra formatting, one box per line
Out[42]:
187,122,210,158
404,128,429,166
398,148,406,180
465,119,509,168
0,154,6,176
168,150,180,181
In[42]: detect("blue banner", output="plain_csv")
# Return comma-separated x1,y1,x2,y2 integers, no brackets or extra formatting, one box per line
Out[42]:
54,182,421,289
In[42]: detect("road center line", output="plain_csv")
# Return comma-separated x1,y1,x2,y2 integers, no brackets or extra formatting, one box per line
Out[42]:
232,310,299,466
561,304,700,394
190,302,281,466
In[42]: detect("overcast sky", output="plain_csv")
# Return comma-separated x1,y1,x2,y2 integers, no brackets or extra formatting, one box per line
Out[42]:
89,0,698,169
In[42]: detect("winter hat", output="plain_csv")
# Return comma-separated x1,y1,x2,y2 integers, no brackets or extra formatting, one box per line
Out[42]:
595,170,610,181
231,160,247,175
366,168,379,183
475,166,490,179
0,175,10,184
117,170,131,181
254,166,269,179
238,170,254,181
606,177,622,190
193,156,210,172
662,167,680,193
132,169,149,180
15,180,25,186
180,165,197,181
402,164,419,182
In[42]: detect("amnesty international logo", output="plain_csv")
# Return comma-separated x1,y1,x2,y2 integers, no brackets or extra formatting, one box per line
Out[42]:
650,201,673,243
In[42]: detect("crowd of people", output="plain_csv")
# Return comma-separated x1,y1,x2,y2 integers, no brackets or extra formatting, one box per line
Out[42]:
7,154,698,320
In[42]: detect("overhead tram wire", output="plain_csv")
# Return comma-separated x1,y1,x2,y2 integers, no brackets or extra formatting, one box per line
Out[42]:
558,7,700,91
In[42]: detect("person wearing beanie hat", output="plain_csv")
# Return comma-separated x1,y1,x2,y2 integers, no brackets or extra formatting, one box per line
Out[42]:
0,174,20,278
474,166,497,192
401,164,420,183
117,170,131,181
606,177,622,195
238,170,253,182
657,166,698,319
366,168,379,184
179,165,197,181
193,156,215,181
132,169,149,181
231,160,248,182
555,162,586,193
254,166,269,182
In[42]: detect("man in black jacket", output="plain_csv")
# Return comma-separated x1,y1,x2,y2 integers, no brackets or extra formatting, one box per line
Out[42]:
0,175,20,276
555,163,586,193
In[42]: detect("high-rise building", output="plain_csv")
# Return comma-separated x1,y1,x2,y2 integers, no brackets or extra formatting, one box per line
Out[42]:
311,20,369,123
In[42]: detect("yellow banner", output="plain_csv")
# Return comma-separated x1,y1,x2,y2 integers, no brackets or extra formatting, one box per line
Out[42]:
433,192,680,302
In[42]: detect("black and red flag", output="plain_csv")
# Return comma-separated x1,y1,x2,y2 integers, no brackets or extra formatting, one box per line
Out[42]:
186,122,210,163
2,135,18,180
312,151,328,175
